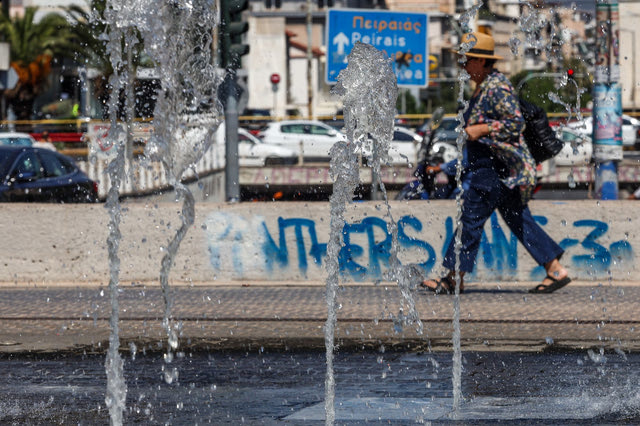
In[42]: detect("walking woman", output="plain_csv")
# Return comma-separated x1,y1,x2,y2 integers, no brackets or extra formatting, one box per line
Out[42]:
421,32,571,294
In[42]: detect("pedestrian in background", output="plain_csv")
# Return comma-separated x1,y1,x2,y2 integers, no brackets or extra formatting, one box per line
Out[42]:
421,32,571,295
425,145,471,199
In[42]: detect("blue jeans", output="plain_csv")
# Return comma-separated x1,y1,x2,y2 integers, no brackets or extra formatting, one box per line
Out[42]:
443,172,563,273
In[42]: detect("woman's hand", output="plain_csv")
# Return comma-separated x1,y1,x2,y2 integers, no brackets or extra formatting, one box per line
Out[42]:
465,123,490,141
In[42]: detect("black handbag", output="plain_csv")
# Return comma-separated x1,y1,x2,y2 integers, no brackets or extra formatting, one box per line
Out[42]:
519,97,564,164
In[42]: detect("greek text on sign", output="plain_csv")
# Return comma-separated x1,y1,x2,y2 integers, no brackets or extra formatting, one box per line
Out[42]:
326,9,428,87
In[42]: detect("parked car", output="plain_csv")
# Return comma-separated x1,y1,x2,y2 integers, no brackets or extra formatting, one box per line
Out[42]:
416,116,461,164
238,127,298,166
257,120,346,161
566,114,640,149
553,127,593,166
359,127,422,166
0,132,34,147
417,116,460,143
0,146,98,202
0,132,56,151
215,124,298,167
371,126,422,165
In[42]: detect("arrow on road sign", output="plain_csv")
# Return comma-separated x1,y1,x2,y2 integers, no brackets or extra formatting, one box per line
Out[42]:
0,67,18,90
333,32,349,55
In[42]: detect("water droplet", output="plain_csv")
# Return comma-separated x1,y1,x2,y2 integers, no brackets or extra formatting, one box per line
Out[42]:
129,342,137,360
169,330,179,350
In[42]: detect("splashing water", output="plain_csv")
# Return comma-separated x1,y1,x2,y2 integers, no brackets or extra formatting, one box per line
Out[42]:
517,3,549,55
449,3,481,415
139,0,221,384
513,5,587,192
100,1,139,422
100,0,221,423
325,42,399,425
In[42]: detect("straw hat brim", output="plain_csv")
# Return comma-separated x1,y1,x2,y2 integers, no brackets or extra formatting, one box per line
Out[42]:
450,48,503,60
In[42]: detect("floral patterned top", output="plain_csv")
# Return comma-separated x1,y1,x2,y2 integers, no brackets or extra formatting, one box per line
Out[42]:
466,70,537,203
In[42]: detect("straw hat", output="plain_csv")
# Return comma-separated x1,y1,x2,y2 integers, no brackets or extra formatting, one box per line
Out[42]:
454,32,503,60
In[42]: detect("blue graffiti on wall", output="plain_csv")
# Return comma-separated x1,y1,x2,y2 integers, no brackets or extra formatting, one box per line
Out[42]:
210,213,634,280
261,216,436,280
531,219,634,279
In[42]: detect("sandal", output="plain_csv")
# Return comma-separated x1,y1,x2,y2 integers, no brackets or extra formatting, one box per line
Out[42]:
528,275,571,294
419,276,462,295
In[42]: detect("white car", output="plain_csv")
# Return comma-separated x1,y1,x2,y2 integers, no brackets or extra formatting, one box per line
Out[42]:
553,127,593,166
363,127,422,167
386,126,422,165
215,125,297,167
257,120,346,161
361,127,425,166
0,132,56,151
566,114,639,148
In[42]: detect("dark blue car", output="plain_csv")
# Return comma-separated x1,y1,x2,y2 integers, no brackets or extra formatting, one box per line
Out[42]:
0,146,98,203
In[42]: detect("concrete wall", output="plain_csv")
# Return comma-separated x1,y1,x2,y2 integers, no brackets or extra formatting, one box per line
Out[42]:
1,200,636,286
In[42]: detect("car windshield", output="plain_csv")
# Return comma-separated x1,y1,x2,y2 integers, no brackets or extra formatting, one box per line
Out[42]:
39,150,76,177
239,133,255,144
0,149,20,176
0,137,32,147
561,131,579,142
438,119,459,131
393,130,416,142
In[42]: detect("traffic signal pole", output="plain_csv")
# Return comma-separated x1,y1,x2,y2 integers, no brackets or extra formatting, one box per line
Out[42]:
224,76,240,202
220,0,249,202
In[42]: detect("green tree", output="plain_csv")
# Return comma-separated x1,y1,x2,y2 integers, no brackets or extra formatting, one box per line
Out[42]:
0,7,81,119
396,89,425,115
66,0,154,118
511,60,593,114
65,1,111,75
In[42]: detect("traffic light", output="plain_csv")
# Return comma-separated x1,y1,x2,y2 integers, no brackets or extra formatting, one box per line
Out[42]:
220,0,250,70
567,68,575,79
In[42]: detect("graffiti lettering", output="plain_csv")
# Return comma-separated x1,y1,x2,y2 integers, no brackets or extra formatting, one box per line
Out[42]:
206,212,634,281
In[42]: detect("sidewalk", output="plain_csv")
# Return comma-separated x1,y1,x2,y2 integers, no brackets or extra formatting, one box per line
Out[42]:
0,279,638,354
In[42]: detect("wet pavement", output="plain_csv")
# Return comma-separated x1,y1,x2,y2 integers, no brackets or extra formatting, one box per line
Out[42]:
0,281,638,353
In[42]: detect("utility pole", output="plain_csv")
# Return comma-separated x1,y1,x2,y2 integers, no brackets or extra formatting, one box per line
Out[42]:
306,0,313,119
593,0,621,200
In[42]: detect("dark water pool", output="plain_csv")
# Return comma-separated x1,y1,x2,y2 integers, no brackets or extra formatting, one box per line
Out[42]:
1,349,639,424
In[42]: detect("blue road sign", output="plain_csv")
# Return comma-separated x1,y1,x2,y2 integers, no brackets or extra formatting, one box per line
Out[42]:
326,9,428,87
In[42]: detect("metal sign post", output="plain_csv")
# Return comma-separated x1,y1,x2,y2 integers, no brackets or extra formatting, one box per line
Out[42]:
270,73,280,117
593,0,621,200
